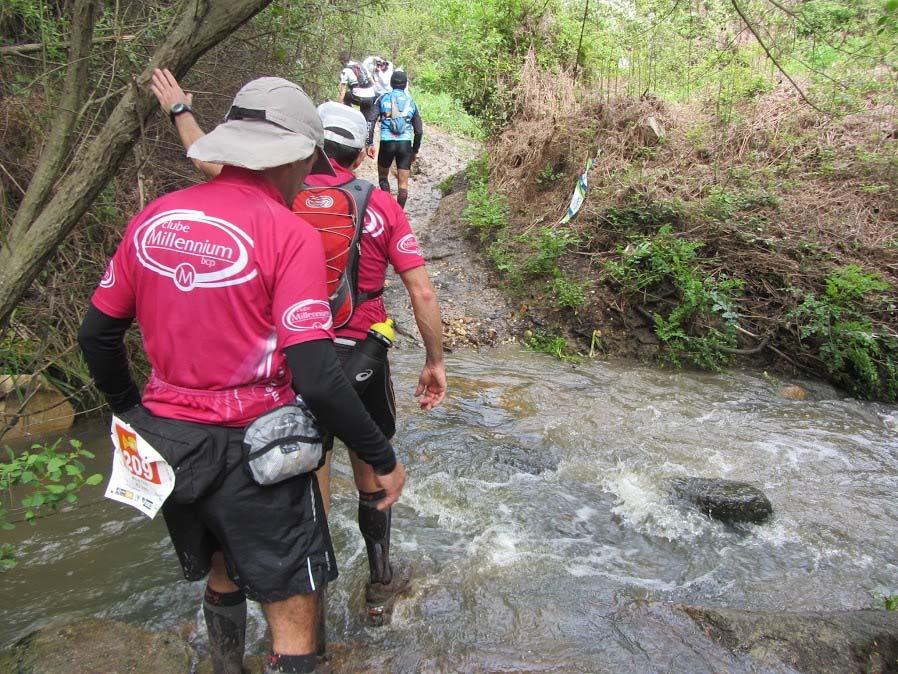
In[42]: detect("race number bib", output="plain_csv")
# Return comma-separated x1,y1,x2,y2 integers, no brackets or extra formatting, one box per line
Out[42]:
104,415,175,518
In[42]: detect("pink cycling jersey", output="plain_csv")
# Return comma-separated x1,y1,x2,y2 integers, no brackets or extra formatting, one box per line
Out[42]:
91,166,335,426
306,159,426,339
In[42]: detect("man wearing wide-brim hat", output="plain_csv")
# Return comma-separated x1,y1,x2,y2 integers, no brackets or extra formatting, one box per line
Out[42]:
79,76,406,674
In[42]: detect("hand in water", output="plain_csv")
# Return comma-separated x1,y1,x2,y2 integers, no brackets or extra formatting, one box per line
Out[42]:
374,461,406,510
150,68,192,113
415,362,446,410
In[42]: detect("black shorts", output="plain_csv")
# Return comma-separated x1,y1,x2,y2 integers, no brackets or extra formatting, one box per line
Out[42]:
324,339,396,451
161,421,337,602
377,140,414,171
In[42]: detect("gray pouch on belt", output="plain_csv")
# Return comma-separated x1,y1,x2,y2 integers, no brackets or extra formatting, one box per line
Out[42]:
243,398,323,485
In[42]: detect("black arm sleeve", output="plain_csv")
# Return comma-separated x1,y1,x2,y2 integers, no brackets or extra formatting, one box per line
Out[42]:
412,109,423,154
285,340,397,475
77,303,141,414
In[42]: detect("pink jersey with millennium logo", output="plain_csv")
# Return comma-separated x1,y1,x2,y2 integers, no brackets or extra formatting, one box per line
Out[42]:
91,166,335,427
306,160,426,340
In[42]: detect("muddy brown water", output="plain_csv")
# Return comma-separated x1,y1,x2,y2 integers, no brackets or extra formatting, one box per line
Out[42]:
1,348,897,672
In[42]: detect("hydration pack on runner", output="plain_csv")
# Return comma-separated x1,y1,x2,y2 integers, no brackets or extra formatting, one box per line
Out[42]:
292,179,376,328
382,91,414,136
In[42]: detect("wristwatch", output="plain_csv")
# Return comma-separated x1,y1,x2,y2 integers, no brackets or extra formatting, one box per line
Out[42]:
169,102,193,124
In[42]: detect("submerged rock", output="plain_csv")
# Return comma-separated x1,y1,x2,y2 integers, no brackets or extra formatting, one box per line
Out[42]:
779,384,809,400
682,604,898,674
670,477,773,524
0,619,193,674
0,373,75,440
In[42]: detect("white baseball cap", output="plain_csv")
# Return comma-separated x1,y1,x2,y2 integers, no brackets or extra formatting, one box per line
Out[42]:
317,101,368,150
188,77,335,175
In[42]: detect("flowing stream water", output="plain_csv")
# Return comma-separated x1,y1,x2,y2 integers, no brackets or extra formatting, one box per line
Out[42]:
1,347,897,671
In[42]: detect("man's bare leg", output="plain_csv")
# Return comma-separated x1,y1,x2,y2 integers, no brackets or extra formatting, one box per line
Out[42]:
263,592,320,673
204,552,247,674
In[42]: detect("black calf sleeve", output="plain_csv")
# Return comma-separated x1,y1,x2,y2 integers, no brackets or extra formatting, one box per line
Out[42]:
359,489,392,584
265,653,318,673
379,178,391,193
203,587,247,674
397,188,408,208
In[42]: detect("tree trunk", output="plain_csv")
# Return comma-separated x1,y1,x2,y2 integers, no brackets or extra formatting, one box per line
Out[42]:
8,0,97,244
0,0,273,326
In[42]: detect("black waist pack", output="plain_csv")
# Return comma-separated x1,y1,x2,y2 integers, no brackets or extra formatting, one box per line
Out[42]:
119,406,226,504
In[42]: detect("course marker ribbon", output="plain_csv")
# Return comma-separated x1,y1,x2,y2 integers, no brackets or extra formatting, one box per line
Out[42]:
559,157,596,225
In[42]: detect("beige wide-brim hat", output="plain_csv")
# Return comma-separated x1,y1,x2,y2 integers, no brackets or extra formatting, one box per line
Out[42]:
188,77,335,176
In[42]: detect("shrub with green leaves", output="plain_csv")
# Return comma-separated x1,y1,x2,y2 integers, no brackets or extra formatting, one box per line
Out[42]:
549,270,589,310
605,225,744,370
463,156,509,241
523,329,578,362
790,265,898,401
0,439,102,571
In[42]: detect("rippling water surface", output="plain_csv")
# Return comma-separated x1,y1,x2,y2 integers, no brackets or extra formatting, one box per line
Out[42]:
2,347,896,671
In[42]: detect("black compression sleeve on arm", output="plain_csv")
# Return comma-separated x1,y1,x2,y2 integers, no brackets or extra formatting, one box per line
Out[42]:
77,303,141,414
412,109,423,154
285,340,397,475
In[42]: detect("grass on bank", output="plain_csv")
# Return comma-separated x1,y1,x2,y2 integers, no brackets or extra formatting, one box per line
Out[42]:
414,88,484,140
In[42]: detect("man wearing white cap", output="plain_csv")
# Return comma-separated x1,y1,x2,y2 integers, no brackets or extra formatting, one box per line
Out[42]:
309,102,446,622
80,74,406,674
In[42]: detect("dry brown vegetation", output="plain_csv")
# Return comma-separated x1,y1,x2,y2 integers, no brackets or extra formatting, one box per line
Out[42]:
481,63,898,389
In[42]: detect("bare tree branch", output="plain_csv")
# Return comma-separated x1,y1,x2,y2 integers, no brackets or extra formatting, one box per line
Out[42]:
0,34,136,56
729,0,827,114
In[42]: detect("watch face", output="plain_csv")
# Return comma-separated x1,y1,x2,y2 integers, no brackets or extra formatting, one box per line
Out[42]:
171,103,187,114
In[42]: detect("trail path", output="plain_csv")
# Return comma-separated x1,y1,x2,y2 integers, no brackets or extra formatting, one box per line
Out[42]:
355,126,521,352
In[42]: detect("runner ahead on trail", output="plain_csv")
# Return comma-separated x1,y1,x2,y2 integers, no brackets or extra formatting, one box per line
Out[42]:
306,101,446,623
338,51,378,152
363,55,394,97
81,75,406,674
370,71,422,209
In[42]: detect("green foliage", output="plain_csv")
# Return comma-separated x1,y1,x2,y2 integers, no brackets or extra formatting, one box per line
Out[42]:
601,198,684,233
523,329,578,362
883,594,898,611
536,163,564,187
0,438,101,571
605,226,744,370
413,88,484,139
548,270,589,310
463,156,508,241
790,265,897,400
521,227,580,276
703,185,780,222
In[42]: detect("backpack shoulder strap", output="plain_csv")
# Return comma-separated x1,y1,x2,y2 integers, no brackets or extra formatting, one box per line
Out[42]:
341,178,381,302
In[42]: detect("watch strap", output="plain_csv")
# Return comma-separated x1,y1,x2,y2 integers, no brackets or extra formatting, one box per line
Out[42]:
169,103,193,124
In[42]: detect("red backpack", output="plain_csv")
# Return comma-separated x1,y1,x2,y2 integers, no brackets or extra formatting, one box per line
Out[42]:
292,179,376,328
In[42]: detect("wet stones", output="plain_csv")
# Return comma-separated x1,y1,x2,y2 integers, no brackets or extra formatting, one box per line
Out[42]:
778,384,809,400
670,477,773,524
0,619,193,674
681,605,898,674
